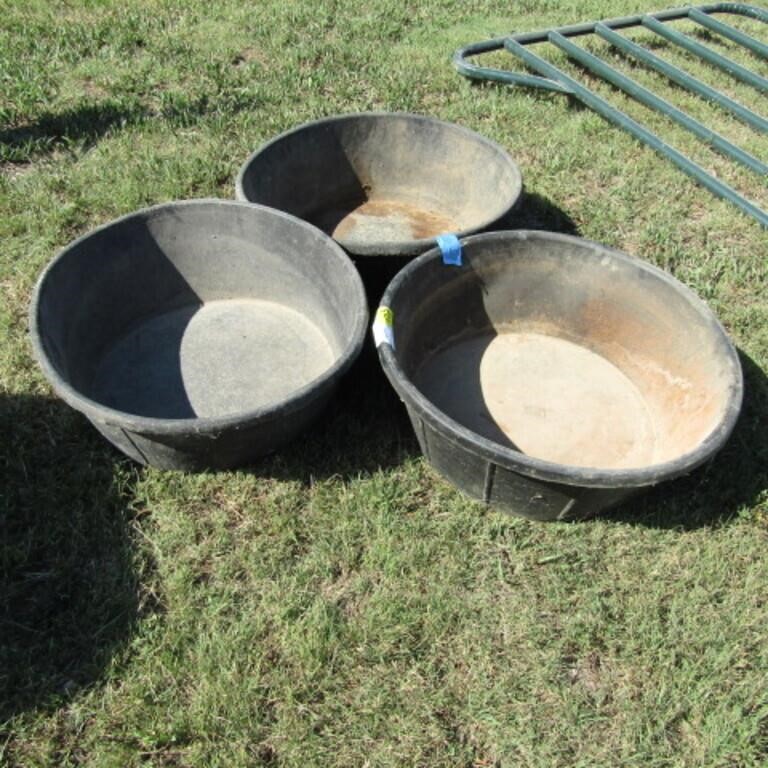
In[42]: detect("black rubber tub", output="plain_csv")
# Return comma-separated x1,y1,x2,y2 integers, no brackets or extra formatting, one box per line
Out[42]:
29,199,368,470
376,231,743,521
235,112,523,301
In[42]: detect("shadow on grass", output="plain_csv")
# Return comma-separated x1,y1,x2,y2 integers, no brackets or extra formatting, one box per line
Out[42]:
0,101,145,163
255,347,419,484
1,91,263,163
606,349,768,530
494,190,580,235
0,392,144,719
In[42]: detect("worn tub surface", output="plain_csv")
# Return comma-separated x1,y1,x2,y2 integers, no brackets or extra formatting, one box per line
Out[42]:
235,112,523,258
377,231,743,520
30,199,368,470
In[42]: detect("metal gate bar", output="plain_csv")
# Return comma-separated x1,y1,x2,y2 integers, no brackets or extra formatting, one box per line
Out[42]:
687,7,768,57
642,14,768,91
593,23,768,132
453,3,768,228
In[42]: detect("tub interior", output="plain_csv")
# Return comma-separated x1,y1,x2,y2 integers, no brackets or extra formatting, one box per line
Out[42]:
395,237,737,470
35,204,357,419
239,115,522,249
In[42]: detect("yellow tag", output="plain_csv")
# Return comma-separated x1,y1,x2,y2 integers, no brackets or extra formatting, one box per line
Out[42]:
375,306,394,326
372,306,395,348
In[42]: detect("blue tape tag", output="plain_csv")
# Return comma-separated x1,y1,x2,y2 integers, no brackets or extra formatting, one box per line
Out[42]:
436,233,462,266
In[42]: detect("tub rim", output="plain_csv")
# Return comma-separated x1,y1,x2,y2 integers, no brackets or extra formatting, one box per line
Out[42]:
377,229,744,489
29,198,369,437
234,111,524,256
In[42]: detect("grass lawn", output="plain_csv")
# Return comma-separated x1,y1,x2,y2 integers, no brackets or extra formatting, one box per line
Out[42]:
2,1,767,765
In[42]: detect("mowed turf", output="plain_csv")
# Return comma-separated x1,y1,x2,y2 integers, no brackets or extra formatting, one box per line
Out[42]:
1,1,767,766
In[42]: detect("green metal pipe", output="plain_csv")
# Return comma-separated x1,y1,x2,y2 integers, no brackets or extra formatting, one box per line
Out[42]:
505,3,768,44
452,37,572,93
510,7,692,44
642,14,768,92
689,7,768,58
452,4,768,89
549,31,768,175
594,23,768,133
503,37,768,227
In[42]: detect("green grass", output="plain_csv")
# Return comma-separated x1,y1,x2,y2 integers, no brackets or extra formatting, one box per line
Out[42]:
2,1,768,766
